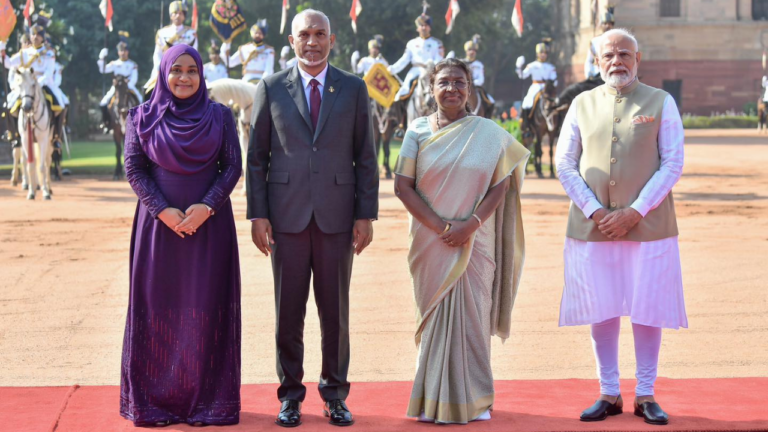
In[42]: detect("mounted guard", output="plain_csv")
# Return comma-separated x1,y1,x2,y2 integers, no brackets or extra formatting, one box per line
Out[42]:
144,0,197,95
388,7,444,102
516,38,557,139
463,35,495,117
98,31,141,131
220,20,274,84
203,40,228,84
352,35,388,75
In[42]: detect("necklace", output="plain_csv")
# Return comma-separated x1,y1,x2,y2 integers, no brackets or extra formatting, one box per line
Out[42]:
436,110,467,130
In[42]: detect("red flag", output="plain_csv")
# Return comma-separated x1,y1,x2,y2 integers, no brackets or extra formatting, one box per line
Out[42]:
511,0,523,37
99,0,113,32
445,0,459,34
23,0,34,26
349,0,362,34
0,0,18,42
280,0,290,34
191,0,198,30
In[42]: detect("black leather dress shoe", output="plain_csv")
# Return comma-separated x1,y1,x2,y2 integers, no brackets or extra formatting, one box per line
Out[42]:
580,395,623,422
324,400,354,426
276,400,302,428
634,401,669,425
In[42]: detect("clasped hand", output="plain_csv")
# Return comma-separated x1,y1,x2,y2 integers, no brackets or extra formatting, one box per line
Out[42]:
158,204,210,238
592,208,642,239
439,219,479,247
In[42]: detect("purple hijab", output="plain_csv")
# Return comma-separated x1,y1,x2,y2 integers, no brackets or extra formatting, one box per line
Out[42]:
134,45,223,175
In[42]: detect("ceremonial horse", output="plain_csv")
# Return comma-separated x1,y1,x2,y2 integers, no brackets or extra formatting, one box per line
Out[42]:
3,104,26,188
16,68,54,200
107,75,140,180
758,98,767,133
523,79,558,178
207,78,258,194
391,62,435,131
370,98,400,178
467,85,495,118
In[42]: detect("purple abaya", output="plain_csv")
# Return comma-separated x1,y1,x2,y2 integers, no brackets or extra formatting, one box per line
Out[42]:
120,45,242,427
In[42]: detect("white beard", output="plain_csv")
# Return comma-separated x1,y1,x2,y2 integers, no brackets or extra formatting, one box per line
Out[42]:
601,69,633,88
298,53,329,67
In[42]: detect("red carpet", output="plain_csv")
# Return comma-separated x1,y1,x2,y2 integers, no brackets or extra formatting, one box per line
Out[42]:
1,378,767,432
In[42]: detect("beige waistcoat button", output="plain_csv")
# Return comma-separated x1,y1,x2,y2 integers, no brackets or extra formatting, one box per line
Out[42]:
610,158,617,163
610,180,616,186
612,136,618,142
614,117,620,123
610,202,617,208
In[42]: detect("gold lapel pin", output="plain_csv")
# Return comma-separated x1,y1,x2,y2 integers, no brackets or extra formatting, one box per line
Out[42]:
329,86,335,93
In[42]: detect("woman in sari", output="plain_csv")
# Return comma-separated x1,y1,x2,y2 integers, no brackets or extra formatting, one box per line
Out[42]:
121,45,242,427
394,58,530,424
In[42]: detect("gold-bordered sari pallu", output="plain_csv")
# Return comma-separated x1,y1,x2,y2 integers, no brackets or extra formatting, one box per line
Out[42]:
395,116,529,424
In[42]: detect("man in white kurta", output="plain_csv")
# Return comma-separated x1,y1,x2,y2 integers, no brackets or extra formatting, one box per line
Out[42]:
388,13,443,101
555,29,686,426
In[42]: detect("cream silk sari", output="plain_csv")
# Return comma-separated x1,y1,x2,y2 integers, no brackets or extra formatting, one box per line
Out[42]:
395,116,529,423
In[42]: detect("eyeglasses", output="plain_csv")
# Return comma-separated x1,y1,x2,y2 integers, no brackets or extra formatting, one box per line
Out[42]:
436,80,468,90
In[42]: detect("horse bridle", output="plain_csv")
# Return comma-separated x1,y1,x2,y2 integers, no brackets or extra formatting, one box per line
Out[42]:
21,80,47,130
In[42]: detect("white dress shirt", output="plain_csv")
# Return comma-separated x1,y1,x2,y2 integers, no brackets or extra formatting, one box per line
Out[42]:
297,63,328,114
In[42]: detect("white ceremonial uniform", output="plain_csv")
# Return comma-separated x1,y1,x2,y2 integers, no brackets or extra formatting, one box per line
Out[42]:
467,59,484,87
5,61,19,106
53,62,69,106
584,37,600,80
147,24,197,87
389,36,443,100
555,92,687,330
204,62,228,83
517,61,557,109
280,56,298,71
221,42,274,82
3,45,67,108
355,55,388,75
762,76,768,102
97,57,143,105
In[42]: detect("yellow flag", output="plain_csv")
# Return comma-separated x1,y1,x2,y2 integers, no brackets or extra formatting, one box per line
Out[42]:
364,63,400,108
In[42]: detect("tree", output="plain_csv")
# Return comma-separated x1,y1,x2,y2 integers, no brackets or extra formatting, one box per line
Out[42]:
4,0,552,136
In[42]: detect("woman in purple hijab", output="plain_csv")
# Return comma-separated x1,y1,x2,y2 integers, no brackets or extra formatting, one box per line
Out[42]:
120,44,242,427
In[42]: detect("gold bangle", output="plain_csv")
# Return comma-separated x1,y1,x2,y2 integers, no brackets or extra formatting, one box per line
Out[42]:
471,213,482,227
441,222,452,234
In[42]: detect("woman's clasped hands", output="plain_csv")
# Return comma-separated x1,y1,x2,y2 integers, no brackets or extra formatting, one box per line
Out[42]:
158,204,211,238
439,218,481,248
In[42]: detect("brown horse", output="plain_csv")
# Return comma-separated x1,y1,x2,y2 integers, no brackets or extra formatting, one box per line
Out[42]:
370,99,399,178
108,75,139,180
467,86,495,119
522,79,558,178
758,98,767,133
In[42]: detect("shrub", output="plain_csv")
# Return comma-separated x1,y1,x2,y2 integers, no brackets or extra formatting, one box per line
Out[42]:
682,115,758,129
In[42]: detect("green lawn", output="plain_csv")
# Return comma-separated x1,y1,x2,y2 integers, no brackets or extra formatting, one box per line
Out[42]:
0,140,120,176
1,138,403,176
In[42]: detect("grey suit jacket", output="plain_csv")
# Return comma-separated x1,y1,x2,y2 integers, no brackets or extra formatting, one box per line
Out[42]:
246,64,379,234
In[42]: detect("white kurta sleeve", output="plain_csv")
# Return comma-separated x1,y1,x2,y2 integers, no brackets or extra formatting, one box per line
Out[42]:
388,49,411,74
555,97,604,219
629,95,685,217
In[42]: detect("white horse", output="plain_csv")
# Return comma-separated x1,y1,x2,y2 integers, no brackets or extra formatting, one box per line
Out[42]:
9,138,27,189
16,68,54,200
208,78,258,194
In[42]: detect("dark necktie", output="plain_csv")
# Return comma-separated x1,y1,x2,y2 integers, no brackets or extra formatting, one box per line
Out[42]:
309,78,321,131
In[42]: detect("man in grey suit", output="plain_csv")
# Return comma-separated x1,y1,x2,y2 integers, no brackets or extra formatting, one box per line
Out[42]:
246,8,379,428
